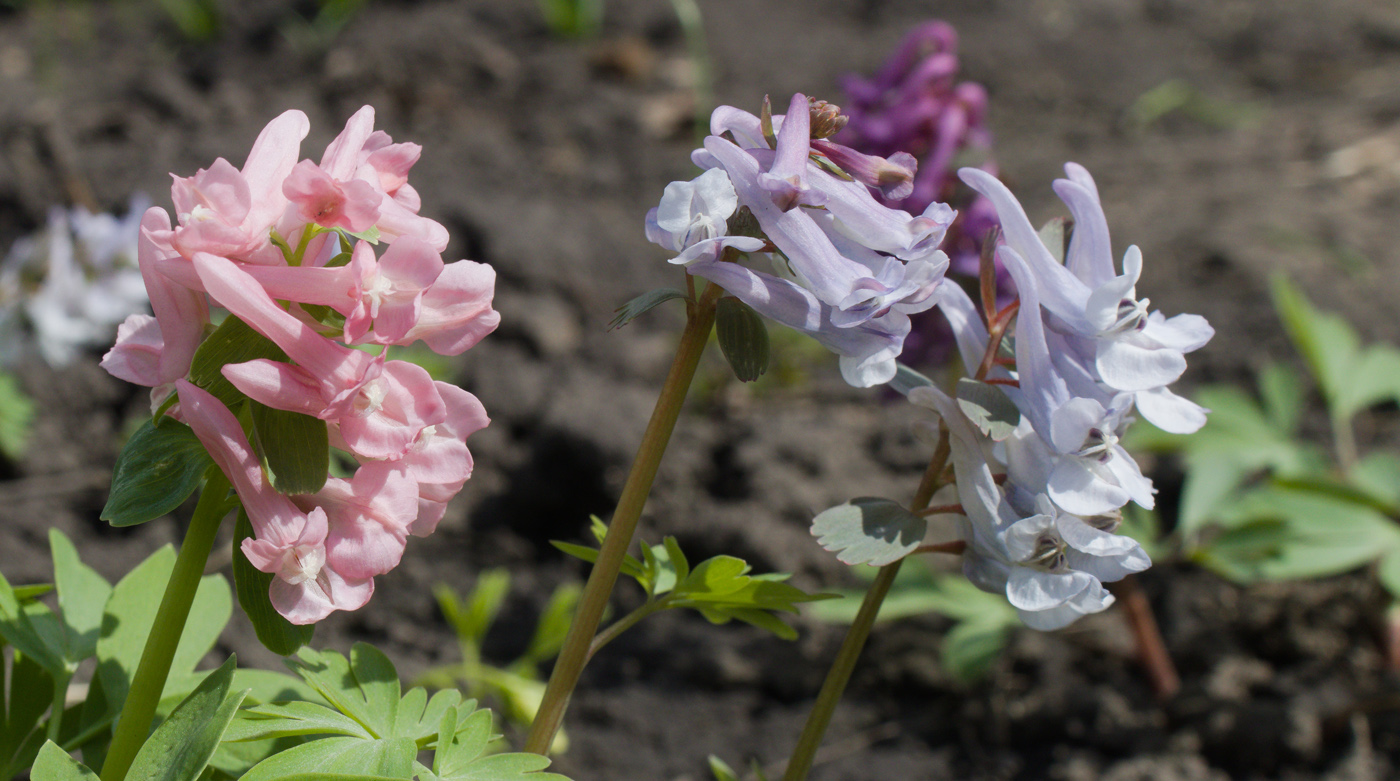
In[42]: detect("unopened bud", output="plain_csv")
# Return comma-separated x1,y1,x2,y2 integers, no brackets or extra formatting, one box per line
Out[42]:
807,98,848,139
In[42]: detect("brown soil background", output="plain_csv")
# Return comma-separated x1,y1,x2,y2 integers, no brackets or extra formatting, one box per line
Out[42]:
2,1,1400,778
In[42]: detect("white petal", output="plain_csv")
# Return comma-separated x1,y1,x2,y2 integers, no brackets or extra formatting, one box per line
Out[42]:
1135,386,1208,434
1104,446,1156,509
1048,458,1129,516
1049,397,1107,454
1006,567,1093,611
1143,312,1214,353
1002,513,1057,562
1057,513,1139,557
1096,338,1187,391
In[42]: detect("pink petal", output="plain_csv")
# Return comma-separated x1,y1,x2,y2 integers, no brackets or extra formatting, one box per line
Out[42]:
321,106,377,181
222,359,327,417
101,314,163,386
242,110,310,232
400,260,500,354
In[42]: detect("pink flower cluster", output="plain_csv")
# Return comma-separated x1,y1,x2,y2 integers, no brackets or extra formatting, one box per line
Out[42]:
101,107,500,624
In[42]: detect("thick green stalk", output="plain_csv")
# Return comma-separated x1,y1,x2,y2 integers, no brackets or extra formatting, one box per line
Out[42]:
782,432,950,781
524,283,722,755
100,468,232,781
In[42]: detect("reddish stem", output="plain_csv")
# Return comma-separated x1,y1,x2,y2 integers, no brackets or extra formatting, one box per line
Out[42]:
1114,574,1179,700
913,540,967,556
984,378,1020,388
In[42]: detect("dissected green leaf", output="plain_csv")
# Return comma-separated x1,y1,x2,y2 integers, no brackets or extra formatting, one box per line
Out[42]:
715,297,770,382
240,735,416,781
956,378,1020,442
126,656,248,781
250,401,329,495
189,315,290,409
608,288,689,330
101,420,216,526
225,700,373,743
811,497,927,567
233,508,315,657
424,701,567,781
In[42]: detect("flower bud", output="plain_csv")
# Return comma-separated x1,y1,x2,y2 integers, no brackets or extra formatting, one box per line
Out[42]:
807,98,848,140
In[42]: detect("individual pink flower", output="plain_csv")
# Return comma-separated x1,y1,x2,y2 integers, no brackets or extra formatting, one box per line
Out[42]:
164,110,310,264
398,259,502,355
353,381,489,537
177,379,372,624
296,463,419,580
305,105,450,251
282,159,382,233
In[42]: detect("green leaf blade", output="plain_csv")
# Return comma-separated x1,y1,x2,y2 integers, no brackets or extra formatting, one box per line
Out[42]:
811,497,926,567
101,419,215,526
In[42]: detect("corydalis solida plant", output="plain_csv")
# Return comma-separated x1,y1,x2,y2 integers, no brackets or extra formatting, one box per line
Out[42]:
101,106,499,624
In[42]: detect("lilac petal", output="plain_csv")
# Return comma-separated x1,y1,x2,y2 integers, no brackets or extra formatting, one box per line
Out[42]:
1051,177,1115,289
963,552,1012,593
1105,446,1156,509
1096,338,1187,391
1048,457,1129,516
959,167,1091,325
1064,546,1150,583
709,105,766,148
1048,397,1107,454
1016,578,1112,630
805,171,953,261
1135,386,1209,434
757,93,814,211
997,246,1071,438
936,283,989,376
1143,312,1214,353
1006,568,1093,611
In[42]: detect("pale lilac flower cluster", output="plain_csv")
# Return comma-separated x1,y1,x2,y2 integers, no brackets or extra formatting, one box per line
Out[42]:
910,164,1212,629
0,197,151,367
645,94,953,387
100,107,500,624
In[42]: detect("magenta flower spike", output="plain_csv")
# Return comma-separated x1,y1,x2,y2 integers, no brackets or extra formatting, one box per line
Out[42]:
177,379,373,624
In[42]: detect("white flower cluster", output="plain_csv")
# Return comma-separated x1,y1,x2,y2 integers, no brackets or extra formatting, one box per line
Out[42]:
911,164,1212,629
0,196,151,367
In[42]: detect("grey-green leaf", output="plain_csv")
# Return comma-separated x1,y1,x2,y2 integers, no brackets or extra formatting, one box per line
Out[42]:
811,497,927,567
715,297,769,382
250,401,329,495
956,378,1020,442
609,288,689,330
101,420,215,526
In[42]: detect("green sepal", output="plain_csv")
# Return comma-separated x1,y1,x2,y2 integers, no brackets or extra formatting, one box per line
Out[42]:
715,297,769,382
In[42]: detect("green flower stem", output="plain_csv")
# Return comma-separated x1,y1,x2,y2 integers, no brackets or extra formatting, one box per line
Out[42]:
782,430,951,781
525,281,722,755
100,467,232,781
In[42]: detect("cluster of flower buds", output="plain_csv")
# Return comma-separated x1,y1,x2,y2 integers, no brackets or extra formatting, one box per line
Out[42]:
100,107,500,624
837,21,1008,369
910,164,1212,628
0,196,151,368
645,93,952,387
